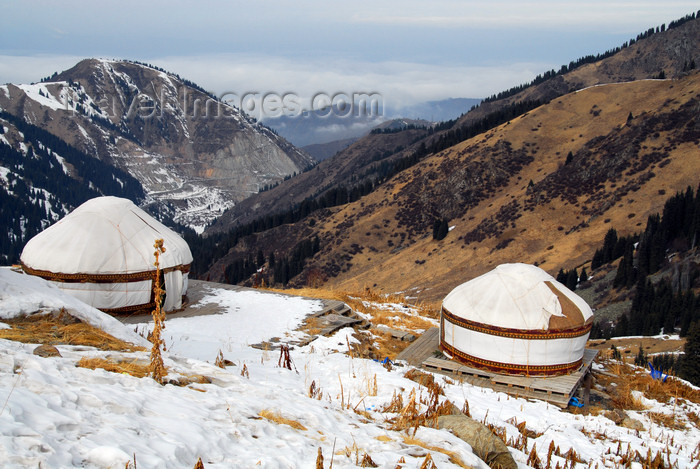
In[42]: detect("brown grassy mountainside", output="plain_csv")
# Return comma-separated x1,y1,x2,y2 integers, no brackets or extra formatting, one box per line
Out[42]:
208,16,699,235
206,72,700,302
458,15,700,129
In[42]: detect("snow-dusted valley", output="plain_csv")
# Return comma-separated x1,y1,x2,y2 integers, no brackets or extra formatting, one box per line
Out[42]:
1,268,699,468
0,59,314,232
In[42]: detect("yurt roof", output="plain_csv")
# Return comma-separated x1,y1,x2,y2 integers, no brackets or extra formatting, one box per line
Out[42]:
442,263,593,331
20,197,193,275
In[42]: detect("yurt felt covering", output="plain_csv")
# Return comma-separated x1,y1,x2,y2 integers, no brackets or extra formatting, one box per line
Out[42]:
20,197,193,313
440,263,593,376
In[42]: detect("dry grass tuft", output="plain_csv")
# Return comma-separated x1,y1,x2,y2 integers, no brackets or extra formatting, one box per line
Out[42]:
381,390,405,413
418,452,437,469
403,369,444,395
386,377,455,434
610,380,649,411
76,357,151,378
402,436,470,468
526,444,543,468
647,411,686,430
359,452,378,467
258,409,307,431
0,311,144,352
688,411,700,429
596,360,700,409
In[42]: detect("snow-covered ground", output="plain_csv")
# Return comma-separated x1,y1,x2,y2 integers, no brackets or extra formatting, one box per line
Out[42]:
1,269,699,468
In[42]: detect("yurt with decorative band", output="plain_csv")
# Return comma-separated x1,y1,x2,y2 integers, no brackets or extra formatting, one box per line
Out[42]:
20,196,193,314
440,263,593,376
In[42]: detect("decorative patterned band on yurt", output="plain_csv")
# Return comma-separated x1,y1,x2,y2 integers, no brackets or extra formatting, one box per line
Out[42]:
440,307,591,376
20,263,192,314
439,263,594,377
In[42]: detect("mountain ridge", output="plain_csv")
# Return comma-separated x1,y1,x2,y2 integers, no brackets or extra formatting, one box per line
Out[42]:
0,58,314,231
200,70,700,302
206,15,699,240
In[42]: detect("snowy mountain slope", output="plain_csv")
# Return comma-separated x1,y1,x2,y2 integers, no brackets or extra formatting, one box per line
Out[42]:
0,111,145,264
0,59,315,231
1,270,699,468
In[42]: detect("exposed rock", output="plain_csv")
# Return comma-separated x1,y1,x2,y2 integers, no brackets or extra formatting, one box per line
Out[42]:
437,414,517,469
621,417,645,431
33,345,62,358
604,409,627,425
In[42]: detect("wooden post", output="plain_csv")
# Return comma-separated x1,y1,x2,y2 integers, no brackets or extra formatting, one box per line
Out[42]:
583,372,592,414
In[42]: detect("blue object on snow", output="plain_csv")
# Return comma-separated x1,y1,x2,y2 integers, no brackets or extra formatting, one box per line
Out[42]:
568,397,584,408
374,357,393,365
648,363,668,382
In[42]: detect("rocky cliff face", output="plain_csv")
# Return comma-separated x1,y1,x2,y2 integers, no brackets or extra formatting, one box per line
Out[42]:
0,59,314,231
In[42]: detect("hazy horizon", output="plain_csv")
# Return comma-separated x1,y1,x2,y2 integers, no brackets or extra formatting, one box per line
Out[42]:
1,1,697,109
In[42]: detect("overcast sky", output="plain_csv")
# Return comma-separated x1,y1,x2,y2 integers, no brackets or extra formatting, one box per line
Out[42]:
1,1,697,109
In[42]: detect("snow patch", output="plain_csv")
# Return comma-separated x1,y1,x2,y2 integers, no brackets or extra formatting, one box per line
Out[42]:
17,83,68,111
0,268,148,347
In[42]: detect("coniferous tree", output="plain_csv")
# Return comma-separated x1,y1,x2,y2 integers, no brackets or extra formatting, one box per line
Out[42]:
680,321,700,386
629,278,648,335
565,151,573,165
614,313,629,337
634,345,647,367
602,228,618,263
556,269,566,284
680,290,698,336
565,268,579,291
433,219,449,241
613,242,635,289
579,267,588,284
591,249,605,270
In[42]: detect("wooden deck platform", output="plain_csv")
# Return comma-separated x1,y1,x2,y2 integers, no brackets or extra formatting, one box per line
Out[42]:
397,327,598,408
396,327,440,365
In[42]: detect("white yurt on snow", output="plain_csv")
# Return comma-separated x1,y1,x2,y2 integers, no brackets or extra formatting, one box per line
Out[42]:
440,263,593,376
20,197,193,314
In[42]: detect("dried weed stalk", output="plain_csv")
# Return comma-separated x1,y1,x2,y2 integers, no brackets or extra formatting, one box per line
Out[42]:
214,350,226,369
308,380,323,400
149,239,167,384
381,390,404,413
418,453,437,469
278,344,295,371
359,452,378,467
316,447,324,469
